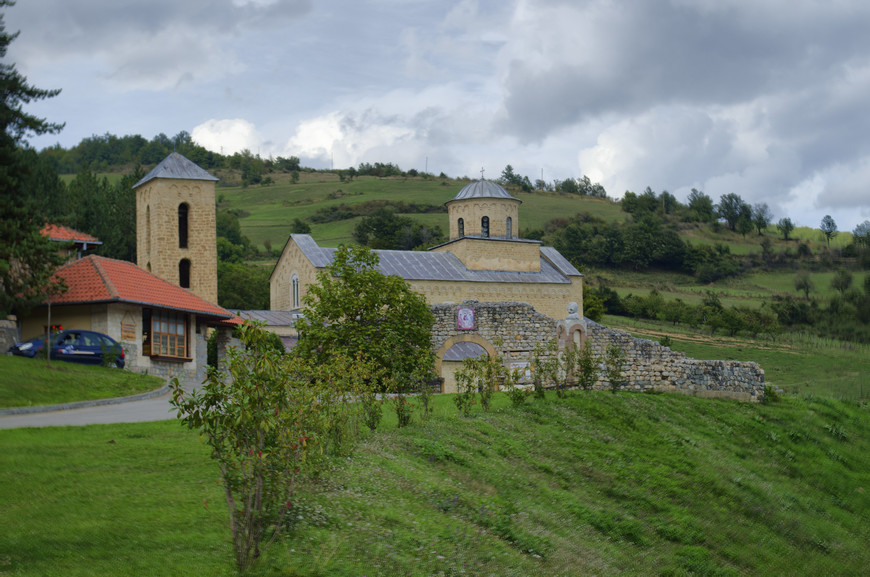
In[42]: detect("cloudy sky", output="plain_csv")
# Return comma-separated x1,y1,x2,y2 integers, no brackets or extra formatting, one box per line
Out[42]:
7,0,870,231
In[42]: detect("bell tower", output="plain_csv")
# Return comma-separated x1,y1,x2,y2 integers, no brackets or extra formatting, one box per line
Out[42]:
134,152,219,304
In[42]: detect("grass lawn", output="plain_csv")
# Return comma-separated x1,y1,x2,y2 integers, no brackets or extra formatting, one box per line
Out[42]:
1,392,868,576
0,355,165,409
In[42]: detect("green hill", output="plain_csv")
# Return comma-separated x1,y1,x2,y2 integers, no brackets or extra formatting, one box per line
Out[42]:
2,392,867,576
214,171,626,250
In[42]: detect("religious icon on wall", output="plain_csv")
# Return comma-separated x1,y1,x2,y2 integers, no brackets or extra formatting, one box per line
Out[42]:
457,307,475,330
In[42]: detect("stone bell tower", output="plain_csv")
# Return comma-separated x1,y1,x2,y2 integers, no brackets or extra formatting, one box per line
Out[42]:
134,152,219,304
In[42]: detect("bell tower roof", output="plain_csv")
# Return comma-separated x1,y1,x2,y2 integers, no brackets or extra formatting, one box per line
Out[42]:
133,152,219,189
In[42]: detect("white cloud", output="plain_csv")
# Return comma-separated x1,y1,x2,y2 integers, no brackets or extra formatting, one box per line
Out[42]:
192,119,261,156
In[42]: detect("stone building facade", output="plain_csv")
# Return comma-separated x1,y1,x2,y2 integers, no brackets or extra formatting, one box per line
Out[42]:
135,152,219,304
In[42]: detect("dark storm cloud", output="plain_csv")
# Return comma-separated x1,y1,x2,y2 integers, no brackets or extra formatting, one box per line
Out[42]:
499,0,870,141
8,0,311,49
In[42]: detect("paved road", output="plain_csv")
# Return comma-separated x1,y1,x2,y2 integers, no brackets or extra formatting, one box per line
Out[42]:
0,381,196,429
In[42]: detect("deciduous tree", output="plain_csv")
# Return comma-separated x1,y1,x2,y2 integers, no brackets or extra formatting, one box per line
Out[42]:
820,215,838,246
777,217,795,241
295,245,435,391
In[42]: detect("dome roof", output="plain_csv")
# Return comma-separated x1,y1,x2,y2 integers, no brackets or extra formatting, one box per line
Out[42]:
450,180,520,202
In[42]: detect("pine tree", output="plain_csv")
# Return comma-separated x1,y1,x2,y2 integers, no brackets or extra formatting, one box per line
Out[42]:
0,0,67,316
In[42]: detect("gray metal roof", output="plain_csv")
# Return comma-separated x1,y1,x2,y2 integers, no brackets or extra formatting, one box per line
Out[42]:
291,234,574,284
540,246,582,276
237,310,302,326
449,180,520,202
133,152,219,188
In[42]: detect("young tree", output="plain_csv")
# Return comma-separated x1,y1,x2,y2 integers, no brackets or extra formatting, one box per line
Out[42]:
794,271,814,300
852,220,870,249
603,343,626,393
751,203,773,235
0,1,67,316
831,269,853,297
820,215,838,246
295,245,435,392
171,324,376,572
777,217,795,241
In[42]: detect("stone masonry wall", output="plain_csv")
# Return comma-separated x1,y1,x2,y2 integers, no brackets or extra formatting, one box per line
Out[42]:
584,320,765,402
430,301,764,402
431,301,555,366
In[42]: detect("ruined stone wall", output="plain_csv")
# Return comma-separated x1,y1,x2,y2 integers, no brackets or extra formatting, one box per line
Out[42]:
584,320,765,402
430,302,764,402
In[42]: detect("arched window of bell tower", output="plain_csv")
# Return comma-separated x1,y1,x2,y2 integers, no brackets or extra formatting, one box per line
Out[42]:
146,205,151,255
506,217,512,238
179,259,191,289
481,216,489,238
458,218,464,237
178,203,190,249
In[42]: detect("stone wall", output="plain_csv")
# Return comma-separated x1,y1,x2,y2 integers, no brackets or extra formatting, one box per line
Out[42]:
429,301,764,402
431,301,556,370
584,320,765,402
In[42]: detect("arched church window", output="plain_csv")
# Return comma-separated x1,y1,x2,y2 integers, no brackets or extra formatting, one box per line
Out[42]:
458,218,464,237
146,205,151,255
506,217,512,238
179,259,191,288
178,203,189,249
291,274,300,308
481,216,489,238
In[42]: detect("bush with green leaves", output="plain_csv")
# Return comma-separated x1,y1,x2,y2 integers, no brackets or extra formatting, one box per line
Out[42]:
170,323,377,572
604,343,626,393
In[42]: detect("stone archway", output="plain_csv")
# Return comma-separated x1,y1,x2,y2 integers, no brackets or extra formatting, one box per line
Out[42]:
435,334,498,393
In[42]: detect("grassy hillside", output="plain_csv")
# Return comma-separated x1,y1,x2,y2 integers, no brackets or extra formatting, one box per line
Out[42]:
1,392,867,576
214,172,626,250
0,355,165,409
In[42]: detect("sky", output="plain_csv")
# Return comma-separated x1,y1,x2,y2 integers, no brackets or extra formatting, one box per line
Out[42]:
6,0,870,232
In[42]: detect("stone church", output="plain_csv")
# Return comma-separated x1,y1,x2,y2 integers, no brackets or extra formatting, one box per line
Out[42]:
269,179,586,391
270,180,584,321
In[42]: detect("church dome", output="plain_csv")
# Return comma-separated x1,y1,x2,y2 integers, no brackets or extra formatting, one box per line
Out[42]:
450,180,520,202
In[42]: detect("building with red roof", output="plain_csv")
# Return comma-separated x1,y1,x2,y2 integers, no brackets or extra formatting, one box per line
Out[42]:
21,255,239,382
41,223,102,261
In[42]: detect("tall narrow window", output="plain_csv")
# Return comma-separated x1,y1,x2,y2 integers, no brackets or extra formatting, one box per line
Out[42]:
458,218,464,237
145,205,151,255
481,216,489,238
506,217,512,238
291,274,300,308
179,259,191,288
178,203,189,249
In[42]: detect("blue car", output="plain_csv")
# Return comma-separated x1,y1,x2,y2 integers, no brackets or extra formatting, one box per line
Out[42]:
8,329,125,368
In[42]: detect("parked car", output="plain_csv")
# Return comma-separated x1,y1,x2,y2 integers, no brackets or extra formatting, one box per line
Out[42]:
8,329,125,368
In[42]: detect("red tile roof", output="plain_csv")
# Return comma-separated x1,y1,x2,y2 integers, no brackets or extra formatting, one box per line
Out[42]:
41,224,101,244
48,255,234,320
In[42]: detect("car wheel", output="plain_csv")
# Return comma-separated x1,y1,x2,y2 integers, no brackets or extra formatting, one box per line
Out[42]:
113,359,124,369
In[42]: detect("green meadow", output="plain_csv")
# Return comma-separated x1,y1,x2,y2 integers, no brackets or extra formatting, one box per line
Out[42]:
1,391,867,576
